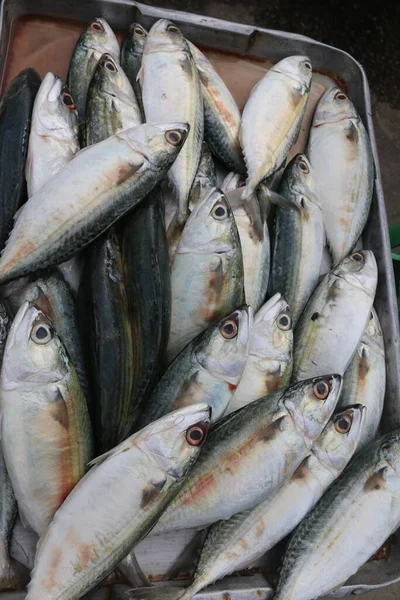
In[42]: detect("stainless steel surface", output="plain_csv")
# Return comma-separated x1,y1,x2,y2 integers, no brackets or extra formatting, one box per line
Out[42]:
0,0,399,597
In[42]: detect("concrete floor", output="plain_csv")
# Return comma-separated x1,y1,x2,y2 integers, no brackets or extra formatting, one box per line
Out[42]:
140,1,400,598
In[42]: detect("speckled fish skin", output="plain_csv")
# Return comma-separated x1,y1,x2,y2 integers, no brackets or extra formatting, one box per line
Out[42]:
270,154,324,326
293,250,377,382
0,69,41,251
141,19,203,225
121,23,148,120
226,294,292,415
0,302,93,536
174,405,364,600
339,308,386,450
26,73,79,197
139,307,251,428
225,188,270,312
167,187,244,363
26,404,211,600
274,429,400,600
240,56,312,200
86,53,141,147
187,40,244,174
188,141,217,210
151,374,342,535
67,17,120,124
307,87,374,266
0,122,189,284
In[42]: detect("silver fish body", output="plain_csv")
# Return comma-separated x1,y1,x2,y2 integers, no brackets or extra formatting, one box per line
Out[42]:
26,404,211,600
175,405,364,600
339,308,386,450
293,250,378,382
139,307,251,428
274,429,400,600
67,17,120,124
240,56,312,199
226,294,292,415
26,73,79,197
307,87,374,265
188,41,244,174
0,122,189,284
270,154,324,326
0,302,93,535
121,23,148,120
151,374,342,535
141,19,203,224
168,188,244,362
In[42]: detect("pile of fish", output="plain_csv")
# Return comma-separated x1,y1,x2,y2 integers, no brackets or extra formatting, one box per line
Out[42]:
0,13,394,600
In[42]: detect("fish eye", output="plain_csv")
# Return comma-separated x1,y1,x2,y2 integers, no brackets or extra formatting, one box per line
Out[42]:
313,380,330,399
61,91,76,110
211,201,228,220
90,21,104,33
304,61,312,70
186,424,207,446
298,159,309,174
350,252,364,263
133,24,147,37
31,323,53,345
334,91,348,101
219,318,238,339
167,24,181,34
277,312,291,331
335,414,352,434
103,59,117,72
165,130,184,146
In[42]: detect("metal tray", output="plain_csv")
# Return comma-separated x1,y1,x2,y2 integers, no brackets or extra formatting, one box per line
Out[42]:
1,0,400,597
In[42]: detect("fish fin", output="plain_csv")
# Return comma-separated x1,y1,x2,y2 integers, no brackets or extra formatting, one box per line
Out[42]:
141,478,167,508
365,465,400,494
88,438,132,468
137,63,144,85
0,557,30,592
119,587,182,600
118,551,152,587
167,214,185,266
17,508,31,532
164,529,207,581
49,387,69,429
345,119,359,142
261,188,300,211
12,206,24,224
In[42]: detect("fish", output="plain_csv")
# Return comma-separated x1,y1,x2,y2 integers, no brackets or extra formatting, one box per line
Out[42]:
167,187,244,363
270,154,324,325
121,186,171,428
26,404,211,600
225,294,292,415
86,53,141,146
339,308,386,450
0,122,189,284
0,303,10,366
0,446,30,591
292,250,378,382
67,17,120,125
134,405,364,600
138,307,251,428
78,231,135,454
188,141,217,210
307,87,374,265
274,428,400,600
187,41,244,174
141,19,203,225
151,374,342,535
121,22,148,120
0,302,93,535
221,171,245,193
0,68,41,251
25,72,79,197
1,269,90,411
225,187,270,312
240,56,312,199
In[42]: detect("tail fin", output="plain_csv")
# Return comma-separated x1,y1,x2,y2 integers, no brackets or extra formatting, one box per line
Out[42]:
118,551,152,588
115,586,183,600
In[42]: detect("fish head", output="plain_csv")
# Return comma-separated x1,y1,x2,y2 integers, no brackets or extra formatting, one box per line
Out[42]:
283,374,343,444
139,403,211,480
178,188,238,255
127,22,148,54
145,19,189,55
116,121,190,168
2,301,69,388
312,405,365,473
95,54,137,105
312,87,358,126
280,154,320,209
33,73,78,139
271,55,312,90
196,306,252,386
334,250,378,296
251,294,293,361
82,17,120,61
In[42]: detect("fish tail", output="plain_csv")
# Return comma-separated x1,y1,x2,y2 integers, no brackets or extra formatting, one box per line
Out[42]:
0,556,30,591
122,587,185,600
118,551,152,588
